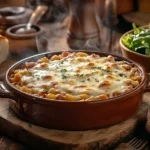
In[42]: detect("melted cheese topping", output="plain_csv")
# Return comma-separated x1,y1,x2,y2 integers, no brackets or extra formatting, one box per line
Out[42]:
10,52,141,101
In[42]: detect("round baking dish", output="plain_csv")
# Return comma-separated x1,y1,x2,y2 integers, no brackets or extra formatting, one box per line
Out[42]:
0,50,150,130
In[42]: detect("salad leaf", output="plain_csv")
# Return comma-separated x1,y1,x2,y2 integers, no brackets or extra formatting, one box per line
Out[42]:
132,23,142,35
121,34,133,49
145,43,150,56
122,23,150,56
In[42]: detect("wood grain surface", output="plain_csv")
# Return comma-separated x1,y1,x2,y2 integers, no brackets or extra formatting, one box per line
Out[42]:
123,12,150,26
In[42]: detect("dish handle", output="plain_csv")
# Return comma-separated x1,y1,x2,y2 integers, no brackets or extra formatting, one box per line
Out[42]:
144,73,150,92
0,82,16,100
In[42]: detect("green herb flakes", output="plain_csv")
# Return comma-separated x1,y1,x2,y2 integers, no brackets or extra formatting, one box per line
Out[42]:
60,69,67,73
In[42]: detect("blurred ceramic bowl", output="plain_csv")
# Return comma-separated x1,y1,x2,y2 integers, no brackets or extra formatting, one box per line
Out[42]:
5,23,43,54
119,25,150,72
0,7,33,35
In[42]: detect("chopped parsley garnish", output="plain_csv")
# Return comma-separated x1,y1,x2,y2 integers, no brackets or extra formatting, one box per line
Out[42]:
87,78,90,81
101,72,104,76
79,74,84,77
105,70,110,72
80,80,85,82
43,87,49,92
36,77,41,80
75,74,84,77
45,68,49,71
95,78,99,82
60,69,67,73
28,71,32,75
119,73,124,77
93,66,102,69
62,74,67,79
116,79,120,81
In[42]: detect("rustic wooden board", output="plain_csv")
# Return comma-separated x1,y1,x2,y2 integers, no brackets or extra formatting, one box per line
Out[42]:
0,93,150,150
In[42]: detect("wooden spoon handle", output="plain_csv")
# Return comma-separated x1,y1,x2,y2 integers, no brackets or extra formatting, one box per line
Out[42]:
27,5,48,29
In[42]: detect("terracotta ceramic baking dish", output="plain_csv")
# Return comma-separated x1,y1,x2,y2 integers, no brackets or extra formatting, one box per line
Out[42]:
0,50,150,130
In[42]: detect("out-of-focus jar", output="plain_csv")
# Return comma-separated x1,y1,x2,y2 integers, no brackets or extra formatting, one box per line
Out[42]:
0,0,26,8
0,7,33,35
95,0,134,17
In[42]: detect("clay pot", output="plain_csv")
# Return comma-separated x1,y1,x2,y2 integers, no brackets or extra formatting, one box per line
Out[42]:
0,50,150,130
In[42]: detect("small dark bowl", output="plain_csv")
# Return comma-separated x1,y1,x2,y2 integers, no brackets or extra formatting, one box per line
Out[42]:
119,25,150,72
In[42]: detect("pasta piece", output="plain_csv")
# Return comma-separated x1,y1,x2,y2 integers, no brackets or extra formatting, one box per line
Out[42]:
65,94,79,101
77,52,88,57
14,73,22,81
50,55,60,61
46,93,56,100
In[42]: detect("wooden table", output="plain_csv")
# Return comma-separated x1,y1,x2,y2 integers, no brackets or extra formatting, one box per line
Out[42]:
0,12,150,150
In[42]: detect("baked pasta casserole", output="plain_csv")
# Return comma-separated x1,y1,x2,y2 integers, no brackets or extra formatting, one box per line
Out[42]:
9,51,142,101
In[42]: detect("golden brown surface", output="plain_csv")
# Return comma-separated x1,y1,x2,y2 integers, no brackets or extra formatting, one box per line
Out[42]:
9,52,141,101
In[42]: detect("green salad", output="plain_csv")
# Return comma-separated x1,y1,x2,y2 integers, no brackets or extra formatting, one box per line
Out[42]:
122,23,150,56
